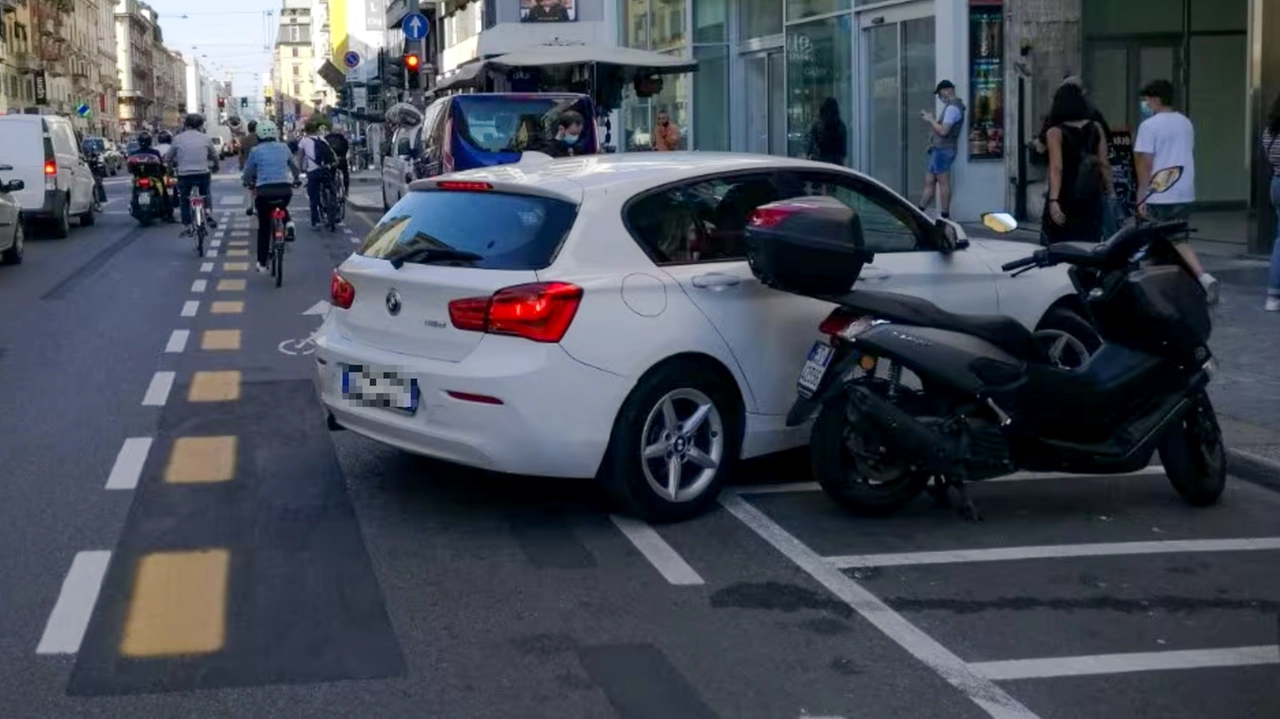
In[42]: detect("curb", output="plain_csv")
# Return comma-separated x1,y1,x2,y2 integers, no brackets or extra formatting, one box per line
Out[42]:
346,197,383,213
1227,447,1280,494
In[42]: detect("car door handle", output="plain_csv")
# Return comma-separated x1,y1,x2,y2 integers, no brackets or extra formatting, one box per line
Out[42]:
692,272,741,290
858,268,891,282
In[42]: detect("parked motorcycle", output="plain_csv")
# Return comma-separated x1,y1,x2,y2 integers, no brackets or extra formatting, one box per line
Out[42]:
746,167,1223,520
126,154,173,226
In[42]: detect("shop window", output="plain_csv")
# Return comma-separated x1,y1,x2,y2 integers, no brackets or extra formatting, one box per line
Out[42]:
738,0,782,39
652,0,686,51
693,0,726,43
622,0,650,49
785,16,852,162
788,0,848,23
693,45,729,150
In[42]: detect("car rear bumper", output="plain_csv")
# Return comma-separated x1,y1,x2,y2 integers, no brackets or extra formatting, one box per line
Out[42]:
314,321,631,479
18,190,61,219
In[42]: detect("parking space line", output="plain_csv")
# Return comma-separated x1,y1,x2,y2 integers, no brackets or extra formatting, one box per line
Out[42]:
609,515,705,586
105,437,153,490
719,493,1039,718
971,645,1280,681
824,537,1280,569
142,371,175,406
121,549,230,657
191,279,207,293
181,300,199,317
164,329,189,353
36,551,112,654
740,467,1168,495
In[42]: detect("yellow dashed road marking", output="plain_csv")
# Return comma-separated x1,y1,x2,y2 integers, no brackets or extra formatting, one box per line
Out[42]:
201,329,241,351
223,262,249,271
189,371,242,402
228,240,249,248
227,249,249,257
164,436,237,484
210,301,244,314
121,549,229,657
216,279,246,292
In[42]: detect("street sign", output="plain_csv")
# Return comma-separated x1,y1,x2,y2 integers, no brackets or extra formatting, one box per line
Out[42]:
402,12,429,40
76,103,91,118
343,50,361,69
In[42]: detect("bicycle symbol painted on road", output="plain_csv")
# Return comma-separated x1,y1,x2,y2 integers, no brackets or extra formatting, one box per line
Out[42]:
278,336,318,355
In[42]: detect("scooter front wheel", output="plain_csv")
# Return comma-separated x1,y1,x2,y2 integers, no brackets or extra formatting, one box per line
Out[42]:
1158,391,1227,506
811,395,931,516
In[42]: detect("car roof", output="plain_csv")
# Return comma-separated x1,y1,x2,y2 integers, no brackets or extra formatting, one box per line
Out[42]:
442,152,858,198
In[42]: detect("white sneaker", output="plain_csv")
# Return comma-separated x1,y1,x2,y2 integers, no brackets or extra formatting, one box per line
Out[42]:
256,263,268,274
1266,296,1280,312
1198,273,1220,306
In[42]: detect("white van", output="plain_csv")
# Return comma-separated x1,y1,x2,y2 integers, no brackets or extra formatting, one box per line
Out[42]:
0,114,97,238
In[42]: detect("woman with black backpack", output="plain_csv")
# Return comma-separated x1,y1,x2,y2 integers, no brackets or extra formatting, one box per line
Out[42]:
1042,83,1114,244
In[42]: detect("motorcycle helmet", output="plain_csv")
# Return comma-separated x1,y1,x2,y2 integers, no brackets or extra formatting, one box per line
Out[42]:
157,130,172,144
247,120,258,135
136,132,153,149
255,119,279,141
184,113,204,130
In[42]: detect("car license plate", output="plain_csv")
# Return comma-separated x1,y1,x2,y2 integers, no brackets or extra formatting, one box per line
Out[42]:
137,194,150,206
797,342,835,397
341,365,418,413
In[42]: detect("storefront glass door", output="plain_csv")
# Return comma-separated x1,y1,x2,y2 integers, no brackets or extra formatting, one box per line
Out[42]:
743,50,787,156
860,4,935,197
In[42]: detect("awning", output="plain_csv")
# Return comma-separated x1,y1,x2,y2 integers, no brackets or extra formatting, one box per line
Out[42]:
487,44,697,75
435,61,489,93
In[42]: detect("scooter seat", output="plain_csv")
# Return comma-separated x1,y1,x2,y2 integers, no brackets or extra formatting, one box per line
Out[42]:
834,289,1034,358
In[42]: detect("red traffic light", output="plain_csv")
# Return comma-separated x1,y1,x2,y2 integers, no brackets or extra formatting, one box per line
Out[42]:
217,97,225,108
404,54,421,71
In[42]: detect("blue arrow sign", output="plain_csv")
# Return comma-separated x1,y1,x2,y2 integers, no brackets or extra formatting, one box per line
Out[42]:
343,50,361,69
403,12,429,40
76,102,91,117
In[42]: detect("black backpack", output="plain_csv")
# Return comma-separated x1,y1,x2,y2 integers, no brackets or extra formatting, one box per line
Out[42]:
307,136,337,167
1067,123,1105,204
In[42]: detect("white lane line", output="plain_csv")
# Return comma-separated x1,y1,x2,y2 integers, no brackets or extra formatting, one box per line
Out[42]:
350,237,359,244
105,437,152,490
824,537,1280,569
36,551,112,654
610,515,705,586
719,493,1039,719
141,371,175,406
972,645,1280,681
739,467,1167,495
210,240,221,249
181,300,199,317
190,279,207,293
164,329,190,353
199,262,213,273
204,250,217,258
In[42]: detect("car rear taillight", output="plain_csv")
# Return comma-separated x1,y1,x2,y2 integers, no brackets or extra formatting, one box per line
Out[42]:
330,270,355,309
441,118,454,173
44,161,57,176
448,282,583,343
437,181,491,191
748,206,797,228
137,177,152,188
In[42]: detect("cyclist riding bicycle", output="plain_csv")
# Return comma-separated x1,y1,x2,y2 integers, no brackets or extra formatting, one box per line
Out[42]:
164,113,220,234
296,116,339,230
241,119,301,274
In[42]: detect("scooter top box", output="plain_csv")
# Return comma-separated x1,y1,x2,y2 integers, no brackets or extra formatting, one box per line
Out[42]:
744,195,872,297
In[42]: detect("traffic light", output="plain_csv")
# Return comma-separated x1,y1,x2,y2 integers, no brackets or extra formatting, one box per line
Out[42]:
385,54,406,91
405,53,422,90
240,97,248,109
217,97,225,109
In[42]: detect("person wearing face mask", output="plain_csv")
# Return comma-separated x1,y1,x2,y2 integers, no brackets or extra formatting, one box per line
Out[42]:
918,80,966,219
653,109,681,151
1134,79,1218,304
539,111,589,158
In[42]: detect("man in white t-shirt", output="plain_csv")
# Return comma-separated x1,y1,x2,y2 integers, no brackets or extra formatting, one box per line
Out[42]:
1134,79,1218,304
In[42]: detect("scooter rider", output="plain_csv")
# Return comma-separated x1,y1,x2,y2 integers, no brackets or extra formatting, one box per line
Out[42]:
164,113,220,233
153,130,176,221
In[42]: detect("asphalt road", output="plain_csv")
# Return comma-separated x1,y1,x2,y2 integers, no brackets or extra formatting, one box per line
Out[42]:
0,173,1277,718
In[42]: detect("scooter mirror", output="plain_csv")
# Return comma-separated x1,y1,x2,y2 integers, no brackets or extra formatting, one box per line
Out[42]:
1148,166,1183,194
981,212,1018,234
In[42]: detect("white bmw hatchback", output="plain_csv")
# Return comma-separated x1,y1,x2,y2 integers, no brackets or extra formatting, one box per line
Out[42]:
315,152,1083,521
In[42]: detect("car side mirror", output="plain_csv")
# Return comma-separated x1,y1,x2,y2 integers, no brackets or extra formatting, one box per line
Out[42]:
936,218,969,253
0,164,11,172
4,180,24,192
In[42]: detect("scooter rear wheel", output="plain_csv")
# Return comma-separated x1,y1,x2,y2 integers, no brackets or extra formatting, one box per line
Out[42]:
1158,391,1227,507
812,391,931,516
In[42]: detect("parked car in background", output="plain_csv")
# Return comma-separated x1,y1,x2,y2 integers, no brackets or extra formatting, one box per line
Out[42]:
0,114,98,238
81,137,123,175
381,92,598,210
319,152,1091,522
0,164,25,265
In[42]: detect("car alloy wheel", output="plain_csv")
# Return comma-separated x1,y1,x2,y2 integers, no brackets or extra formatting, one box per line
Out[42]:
639,388,725,503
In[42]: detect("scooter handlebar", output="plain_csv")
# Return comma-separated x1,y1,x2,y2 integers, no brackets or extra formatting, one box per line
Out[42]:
1001,251,1046,273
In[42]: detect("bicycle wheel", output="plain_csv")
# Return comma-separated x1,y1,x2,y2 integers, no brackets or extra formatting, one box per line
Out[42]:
274,242,284,288
196,225,204,256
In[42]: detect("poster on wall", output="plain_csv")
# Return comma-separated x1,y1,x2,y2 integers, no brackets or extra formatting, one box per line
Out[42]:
1108,130,1137,217
520,0,576,23
967,0,1003,161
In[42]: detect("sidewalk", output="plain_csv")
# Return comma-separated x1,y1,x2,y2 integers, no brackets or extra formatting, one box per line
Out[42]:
964,222,1280,487
346,169,383,213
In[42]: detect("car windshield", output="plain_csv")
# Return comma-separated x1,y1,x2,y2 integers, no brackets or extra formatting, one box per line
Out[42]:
356,189,578,270
453,95,594,153
82,138,105,154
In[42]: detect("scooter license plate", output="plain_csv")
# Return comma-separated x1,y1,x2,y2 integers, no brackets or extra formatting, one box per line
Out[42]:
797,342,835,397
137,194,150,206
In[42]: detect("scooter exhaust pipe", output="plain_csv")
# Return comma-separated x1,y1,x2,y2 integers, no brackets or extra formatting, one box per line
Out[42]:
847,386,958,474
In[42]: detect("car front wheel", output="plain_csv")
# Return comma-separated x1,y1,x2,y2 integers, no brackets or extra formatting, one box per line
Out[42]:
600,360,742,523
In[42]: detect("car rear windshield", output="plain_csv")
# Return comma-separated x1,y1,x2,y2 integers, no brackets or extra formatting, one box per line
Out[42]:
356,189,578,270
453,95,595,153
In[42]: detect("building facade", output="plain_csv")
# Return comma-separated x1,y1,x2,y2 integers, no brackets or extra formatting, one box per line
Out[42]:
0,0,38,116
115,0,156,133
271,0,318,131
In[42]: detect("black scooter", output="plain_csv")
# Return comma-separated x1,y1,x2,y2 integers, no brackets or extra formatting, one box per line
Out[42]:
747,167,1224,519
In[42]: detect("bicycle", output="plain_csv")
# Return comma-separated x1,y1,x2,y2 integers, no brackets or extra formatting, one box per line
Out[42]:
268,203,288,288
318,170,342,233
188,185,208,256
